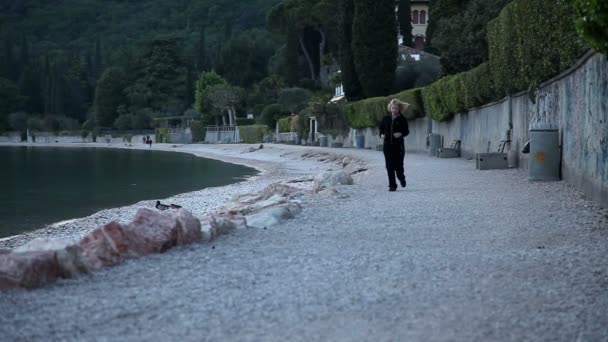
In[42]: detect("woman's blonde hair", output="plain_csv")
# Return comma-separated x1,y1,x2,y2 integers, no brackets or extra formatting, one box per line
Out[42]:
387,98,410,113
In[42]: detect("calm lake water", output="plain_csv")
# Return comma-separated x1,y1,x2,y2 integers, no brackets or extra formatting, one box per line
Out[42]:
0,146,257,238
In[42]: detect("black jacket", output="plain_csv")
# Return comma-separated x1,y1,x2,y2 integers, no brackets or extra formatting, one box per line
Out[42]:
379,114,409,145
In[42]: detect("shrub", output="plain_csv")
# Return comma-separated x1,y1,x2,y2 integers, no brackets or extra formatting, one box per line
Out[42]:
191,120,204,142
277,116,292,132
344,88,424,128
574,0,608,55
488,0,586,97
239,125,270,143
236,118,255,126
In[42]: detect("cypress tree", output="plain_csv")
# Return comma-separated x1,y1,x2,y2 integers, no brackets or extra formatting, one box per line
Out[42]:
43,56,52,114
352,0,398,98
398,0,413,47
95,67,126,127
338,0,363,100
94,36,103,79
18,34,30,77
196,25,207,72
2,35,17,81
19,66,44,114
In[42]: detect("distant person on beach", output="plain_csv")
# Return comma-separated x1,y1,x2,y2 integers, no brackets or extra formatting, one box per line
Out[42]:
379,99,410,192
143,136,146,144
146,136,152,148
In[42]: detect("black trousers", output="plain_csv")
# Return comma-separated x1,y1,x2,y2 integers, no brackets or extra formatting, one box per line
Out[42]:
383,142,405,188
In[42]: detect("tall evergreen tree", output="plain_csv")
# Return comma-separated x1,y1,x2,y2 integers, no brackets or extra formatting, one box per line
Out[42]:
426,0,511,75
2,35,17,81
19,66,43,114
352,0,398,98
338,0,363,100
196,25,207,72
124,39,188,115
95,67,126,127
94,36,103,79
398,0,413,47
19,34,30,75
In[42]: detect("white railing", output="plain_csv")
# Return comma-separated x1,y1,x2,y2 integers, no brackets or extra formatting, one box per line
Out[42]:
204,126,239,144
276,132,298,142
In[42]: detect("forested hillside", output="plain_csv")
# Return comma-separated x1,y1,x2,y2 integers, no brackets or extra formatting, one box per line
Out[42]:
0,0,283,131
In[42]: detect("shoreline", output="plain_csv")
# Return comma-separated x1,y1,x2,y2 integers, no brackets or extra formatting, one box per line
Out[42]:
0,142,368,249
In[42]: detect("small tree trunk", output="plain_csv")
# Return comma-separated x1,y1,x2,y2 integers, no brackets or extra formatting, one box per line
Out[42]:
299,36,316,81
228,108,235,127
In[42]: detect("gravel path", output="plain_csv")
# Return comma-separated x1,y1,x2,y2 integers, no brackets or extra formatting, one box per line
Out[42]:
2,144,608,341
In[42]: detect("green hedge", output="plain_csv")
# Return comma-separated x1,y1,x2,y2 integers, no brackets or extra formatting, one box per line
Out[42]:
239,125,269,143
277,117,292,132
575,0,608,55
488,0,586,97
422,63,498,122
236,118,255,126
155,127,170,143
191,120,204,142
424,0,586,122
343,88,424,129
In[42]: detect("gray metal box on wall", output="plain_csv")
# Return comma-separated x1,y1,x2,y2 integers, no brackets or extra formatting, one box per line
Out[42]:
476,153,508,170
529,128,560,181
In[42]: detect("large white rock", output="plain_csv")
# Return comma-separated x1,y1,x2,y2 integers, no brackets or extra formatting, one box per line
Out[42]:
199,212,247,242
313,170,354,192
224,183,302,215
14,237,74,253
246,203,302,229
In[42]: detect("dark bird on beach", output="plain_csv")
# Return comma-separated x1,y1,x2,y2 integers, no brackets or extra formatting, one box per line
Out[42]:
155,201,170,211
170,203,182,209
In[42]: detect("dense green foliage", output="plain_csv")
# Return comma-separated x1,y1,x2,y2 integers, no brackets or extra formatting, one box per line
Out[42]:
123,40,189,115
422,0,586,122
488,0,586,97
0,78,25,130
0,0,282,131
426,0,513,75
337,0,363,101
277,116,292,132
215,29,280,87
574,0,608,55
351,0,398,98
394,55,442,92
267,0,339,85
94,67,126,127
239,125,270,143
343,88,424,129
398,0,413,47
277,87,313,114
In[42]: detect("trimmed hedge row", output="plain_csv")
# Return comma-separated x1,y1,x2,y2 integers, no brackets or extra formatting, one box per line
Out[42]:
422,63,498,121
488,0,586,97
423,0,586,122
239,125,270,143
574,0,608,55
343,88,424,129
